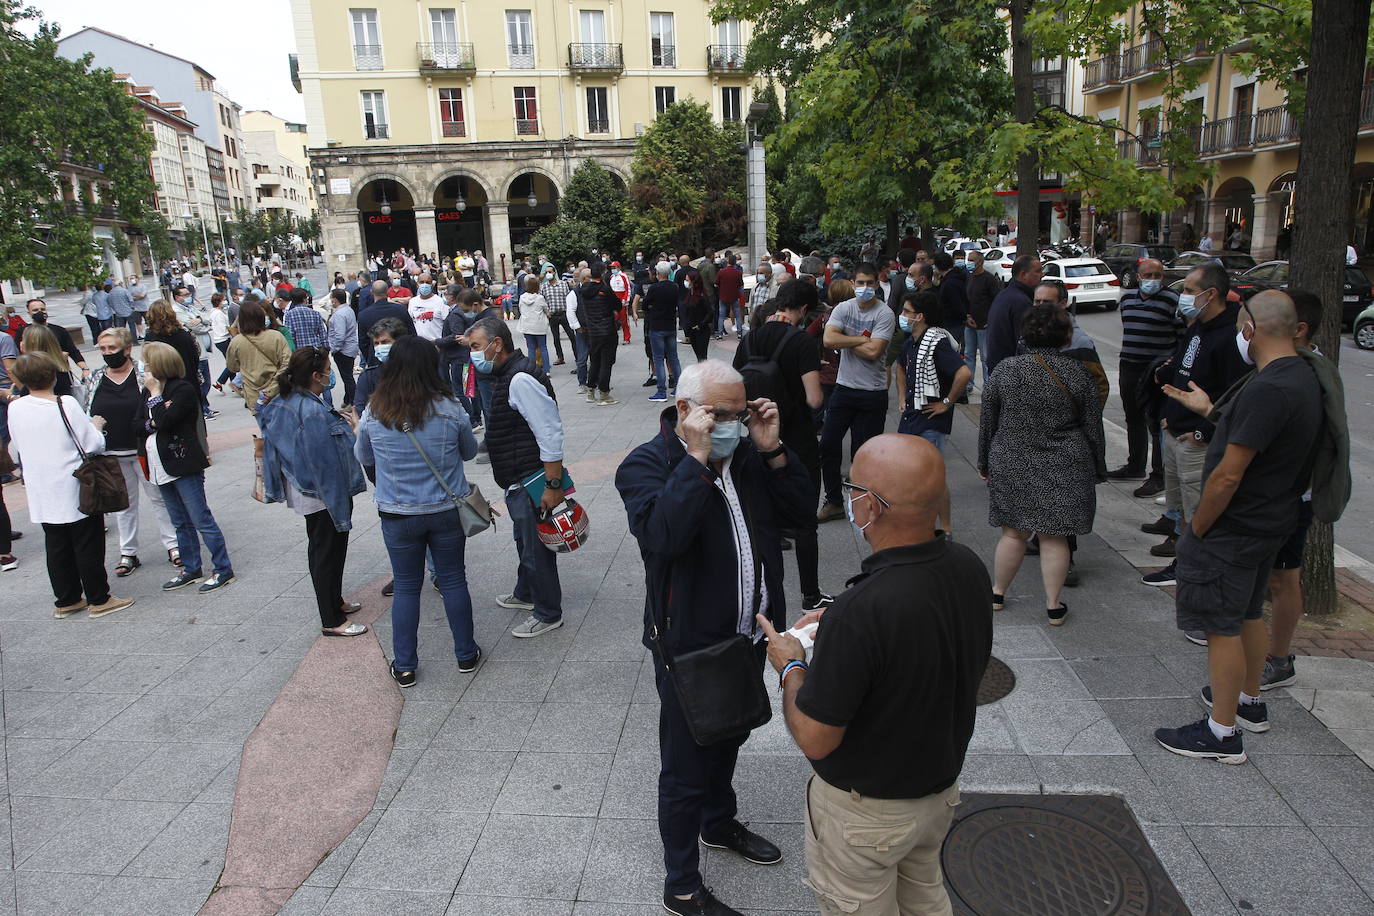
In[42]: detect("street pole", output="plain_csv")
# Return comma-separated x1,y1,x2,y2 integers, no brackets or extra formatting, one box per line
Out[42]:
745,100,770,272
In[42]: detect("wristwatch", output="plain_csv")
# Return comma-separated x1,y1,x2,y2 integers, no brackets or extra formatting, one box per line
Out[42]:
941,397,952,406
545,476,563,490
758,444,786,461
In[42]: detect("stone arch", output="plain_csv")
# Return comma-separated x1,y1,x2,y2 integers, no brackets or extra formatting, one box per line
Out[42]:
600,163,631,190
354,173,420,211
501,165,562,199
428,169,495,205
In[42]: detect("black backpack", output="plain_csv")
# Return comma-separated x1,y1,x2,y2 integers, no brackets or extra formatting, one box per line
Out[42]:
739,329,793,404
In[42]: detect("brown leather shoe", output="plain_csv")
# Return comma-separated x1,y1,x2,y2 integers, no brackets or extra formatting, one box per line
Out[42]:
817,501,845,524
1149,535,1177,558
88,596,134,619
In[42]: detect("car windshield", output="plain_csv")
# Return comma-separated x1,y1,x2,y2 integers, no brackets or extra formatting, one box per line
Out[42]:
957,241,979,250
1151,247,1179,261
1064,263,1109,277
1217,254,1255,270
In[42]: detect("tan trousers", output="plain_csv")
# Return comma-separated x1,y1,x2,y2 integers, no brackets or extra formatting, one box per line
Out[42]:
1161,431,1208,521
804,775,960,916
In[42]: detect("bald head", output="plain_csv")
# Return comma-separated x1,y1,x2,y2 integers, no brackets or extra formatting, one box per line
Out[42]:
1245,290,1298,337
849,434,945,548
1137,258,1164,278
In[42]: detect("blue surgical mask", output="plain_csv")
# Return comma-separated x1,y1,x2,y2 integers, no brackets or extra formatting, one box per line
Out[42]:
846,490,872,539
709,420,744,459
905,276,917,291
374,343,392,363
898,315,914,332
322,372,336,391
1177,293,1201,320
471,354,494,374
854,286,876,303
756,272,768,284
1139,278,1162,296
418,283,433,297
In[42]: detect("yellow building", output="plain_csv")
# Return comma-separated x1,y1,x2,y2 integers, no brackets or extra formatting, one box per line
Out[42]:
1075,17,1374,260
289,0,763,270
241,110,320,222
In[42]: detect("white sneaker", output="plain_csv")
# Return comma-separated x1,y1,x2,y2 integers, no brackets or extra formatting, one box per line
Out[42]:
511,615,564,638
1154,495,1168,506
496,593,535,610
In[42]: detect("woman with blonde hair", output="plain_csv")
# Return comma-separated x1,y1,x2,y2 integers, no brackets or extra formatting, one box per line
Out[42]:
19,325,73,396
138,342,234,592
224,299,291,413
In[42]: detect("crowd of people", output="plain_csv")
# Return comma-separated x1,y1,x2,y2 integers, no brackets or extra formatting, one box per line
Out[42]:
0,233,1349,916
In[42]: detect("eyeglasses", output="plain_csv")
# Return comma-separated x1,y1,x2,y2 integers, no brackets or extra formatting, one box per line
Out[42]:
840,479,891,509
688,400,750,423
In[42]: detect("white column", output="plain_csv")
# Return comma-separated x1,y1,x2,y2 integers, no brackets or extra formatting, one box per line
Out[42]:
486,200,512,280
415,206,439,257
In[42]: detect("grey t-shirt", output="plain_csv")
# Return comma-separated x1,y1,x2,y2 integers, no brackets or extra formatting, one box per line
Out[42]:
827,297,895,391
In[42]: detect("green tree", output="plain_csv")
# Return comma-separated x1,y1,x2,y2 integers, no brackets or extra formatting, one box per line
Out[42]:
296,213,321,248
110,226,132,262
557,159,630,254
628,101,747,254
0,1,156,287
528,217,602,268
264,210,296,254
231,206,269,254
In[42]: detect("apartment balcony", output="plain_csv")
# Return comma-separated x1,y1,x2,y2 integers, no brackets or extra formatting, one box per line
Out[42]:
364,122,390,140
418,43,475,73
353,44,383,71
1116,137,1162,168
441,120,466,138
1120,40,1162,81
1253,105,1300,146
1083,55,1121,92
1198,114,1255,157
515,118,540,136
508,43,534,68
708,44,748,73
569,43,623,72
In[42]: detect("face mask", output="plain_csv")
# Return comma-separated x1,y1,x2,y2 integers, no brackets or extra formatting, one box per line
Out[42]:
889,269,900,280
854,286,876,303
31,311,47,324
391,279,401,287
1177,293,1201,320
471,342,496,374
756,272,768,284
905,276,917,291
898,315,914,333
1139,278,1162,296
612,269,621,276
374,343,392,363
816,278,826,291
102,351,129,369
830,263,840,271
846,490,873,539
321,372,336,391
709,420,744,459
418,284,433,297
1235,328,1255,365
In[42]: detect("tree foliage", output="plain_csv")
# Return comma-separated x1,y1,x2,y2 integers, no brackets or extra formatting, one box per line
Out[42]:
628,101,747,254
0,0,156,287
231,205,268,253
557,159,630,254
296,213,321,248
528,217,603,267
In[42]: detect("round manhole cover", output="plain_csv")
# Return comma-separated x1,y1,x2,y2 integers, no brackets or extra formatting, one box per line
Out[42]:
943,806,1153,915
977,656,1015,705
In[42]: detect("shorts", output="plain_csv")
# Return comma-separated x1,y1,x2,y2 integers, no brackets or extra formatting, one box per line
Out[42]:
1175,526,1284,637
1273,501,1315,570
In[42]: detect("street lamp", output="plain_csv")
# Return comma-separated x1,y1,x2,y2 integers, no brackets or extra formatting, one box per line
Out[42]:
379,186,392,216
456,195,467,213
527,191,538,209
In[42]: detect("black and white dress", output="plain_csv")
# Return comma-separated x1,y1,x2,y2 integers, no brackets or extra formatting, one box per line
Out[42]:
977,348,1106,536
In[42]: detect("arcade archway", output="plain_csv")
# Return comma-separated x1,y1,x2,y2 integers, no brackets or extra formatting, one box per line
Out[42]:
357,177,418,256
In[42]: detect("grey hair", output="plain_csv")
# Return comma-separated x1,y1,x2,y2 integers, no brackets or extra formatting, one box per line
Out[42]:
675,360,744,404
656,260,672,277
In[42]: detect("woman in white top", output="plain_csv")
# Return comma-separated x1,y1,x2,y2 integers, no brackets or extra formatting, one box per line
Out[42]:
516,275,551,370
7,353,133,619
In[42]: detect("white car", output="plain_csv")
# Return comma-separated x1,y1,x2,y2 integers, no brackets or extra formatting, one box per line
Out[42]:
943,237,992,257
982,247,1016,282
1041,258,1122,311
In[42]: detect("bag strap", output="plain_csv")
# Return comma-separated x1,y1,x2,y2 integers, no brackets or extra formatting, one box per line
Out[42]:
768,327,791,363
402,425,464,508
1033,352,1082,423
55,397,90,461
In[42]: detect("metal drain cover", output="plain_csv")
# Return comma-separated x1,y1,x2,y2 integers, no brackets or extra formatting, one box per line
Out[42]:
943,794,1188,915
977,656,1015,705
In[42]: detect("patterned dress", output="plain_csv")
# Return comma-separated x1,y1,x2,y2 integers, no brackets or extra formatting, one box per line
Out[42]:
977,348,1106,536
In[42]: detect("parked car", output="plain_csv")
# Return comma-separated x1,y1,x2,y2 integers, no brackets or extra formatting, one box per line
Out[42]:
1231,260,1373,327
1353,302,1374,349
1099,243,1181,288
943,237,992,257
1163,250,1257,285
982,247,1015,282
1042,258,1123,312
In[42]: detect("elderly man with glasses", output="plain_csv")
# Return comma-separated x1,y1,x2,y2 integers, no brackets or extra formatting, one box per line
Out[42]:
616,359,816,916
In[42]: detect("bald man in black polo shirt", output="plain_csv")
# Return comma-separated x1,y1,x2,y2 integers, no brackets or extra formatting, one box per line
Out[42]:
758,434,992,916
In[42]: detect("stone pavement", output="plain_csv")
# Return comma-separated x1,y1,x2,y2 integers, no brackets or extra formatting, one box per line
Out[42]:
0,269,1371,915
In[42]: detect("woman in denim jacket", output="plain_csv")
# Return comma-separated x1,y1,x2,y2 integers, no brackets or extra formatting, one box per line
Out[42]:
354,335,481,687
260,346,369,637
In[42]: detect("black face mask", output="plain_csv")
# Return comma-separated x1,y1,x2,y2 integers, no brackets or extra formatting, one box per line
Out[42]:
31,311,47,324
102,351,129,369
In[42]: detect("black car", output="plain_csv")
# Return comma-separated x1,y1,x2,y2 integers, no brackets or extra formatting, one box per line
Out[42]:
1162,251,1257,285
1230,260,1374,327
1099,243,1180,288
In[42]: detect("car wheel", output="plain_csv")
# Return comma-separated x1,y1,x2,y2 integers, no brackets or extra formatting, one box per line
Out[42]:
1356,320,1374,350
1121,269,1137,289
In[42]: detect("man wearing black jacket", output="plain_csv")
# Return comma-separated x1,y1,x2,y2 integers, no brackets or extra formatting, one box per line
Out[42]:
985,255,1043,372
616,360,815,916
963,250,1002,387
578,264,622,406
932,252,969,338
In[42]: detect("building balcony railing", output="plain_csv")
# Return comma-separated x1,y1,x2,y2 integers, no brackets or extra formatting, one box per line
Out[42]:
652,44,676,67
63,201,118,219
515,117,540,136
587,118,609,134
1083,55,1121,91
364,122,390,140
353,44,383,70
708,44,748,72
1198,114,1254,156
1253,105,1300,145
569,43,623,71
1119,40,1161,80
1116,137,1162,167
441,119,467,138
418,42,475,73
508,44,535,68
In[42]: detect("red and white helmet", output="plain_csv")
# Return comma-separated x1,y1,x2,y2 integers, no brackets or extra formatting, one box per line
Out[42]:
537,498,590,553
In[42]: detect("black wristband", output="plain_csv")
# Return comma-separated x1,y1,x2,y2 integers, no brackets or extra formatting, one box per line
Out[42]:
759,444,786,461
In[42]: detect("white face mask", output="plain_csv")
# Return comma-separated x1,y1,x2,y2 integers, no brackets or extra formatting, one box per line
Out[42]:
845,490,873,539
1236,328,1255,365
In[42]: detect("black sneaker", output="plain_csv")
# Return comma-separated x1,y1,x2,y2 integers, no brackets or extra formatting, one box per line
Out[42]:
1154,716,1247,764
1141,515,1176,536
1107,465,1147,480
1133,477,1165,498
699,820,782,865
162,571,203,591
1201,685,1271,733
458,647,482,674
382,579,394,597
390,666,416,688
642,376,658,387
1141,563,1176,587
801,593,835,612
1047,603,1068,626
1183,630,1208,647
1261,654,1297,690
663,887,742,916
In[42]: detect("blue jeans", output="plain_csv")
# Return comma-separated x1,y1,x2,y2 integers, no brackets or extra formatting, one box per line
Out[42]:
963,326,988,386
719,298,743,334
380,508,478,671
919,429,948,452
573,331,589,386
505,487,562,623
159,474,232,577
525,333,550,371
649,331,682,396
476,374,494,426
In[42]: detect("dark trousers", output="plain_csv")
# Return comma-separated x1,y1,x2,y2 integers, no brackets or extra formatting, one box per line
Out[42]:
334,352,357,408
0,484,10,555
573,330,589,386
505,487,562,622
84,316,104,344
587,332,617,392
1119,361,1162,478
820,385,889,505
548,312,575,361
305,509,350,629
791,441,822,597
687,326,711,362
654,640,766,895
43,514,109,607
215,340,233,385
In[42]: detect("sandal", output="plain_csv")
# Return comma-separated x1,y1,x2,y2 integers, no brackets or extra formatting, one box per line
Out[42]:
321,622,369,637
168,548,182,567
115,555,140,577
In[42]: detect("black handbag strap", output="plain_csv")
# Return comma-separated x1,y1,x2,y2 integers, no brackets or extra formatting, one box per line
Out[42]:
55,397,90,461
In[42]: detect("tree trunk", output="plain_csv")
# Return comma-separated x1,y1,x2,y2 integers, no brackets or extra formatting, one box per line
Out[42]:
1291,0,1370,615
1010,0,1039,257
885,212,899,255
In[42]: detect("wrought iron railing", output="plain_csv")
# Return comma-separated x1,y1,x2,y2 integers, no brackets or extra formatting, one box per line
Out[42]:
1083,55,1121,90
441,120,466,138
708,44,747,71
508,43,534,68
418,43,475,71
569,43,623,69
587,118,609,134
515,117,539,136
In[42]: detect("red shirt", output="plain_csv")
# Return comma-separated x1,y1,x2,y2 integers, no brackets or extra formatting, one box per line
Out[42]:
716,265,744,305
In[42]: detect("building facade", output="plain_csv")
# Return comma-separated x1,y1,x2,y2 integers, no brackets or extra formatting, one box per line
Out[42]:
289,0,764,271
242,110,319,221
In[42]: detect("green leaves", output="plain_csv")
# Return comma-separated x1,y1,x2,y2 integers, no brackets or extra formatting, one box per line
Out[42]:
528,218,603,267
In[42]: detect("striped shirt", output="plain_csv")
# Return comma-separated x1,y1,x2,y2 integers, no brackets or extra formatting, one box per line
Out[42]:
1118,289,1184,365
284,304,328,350
542,278,572,315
